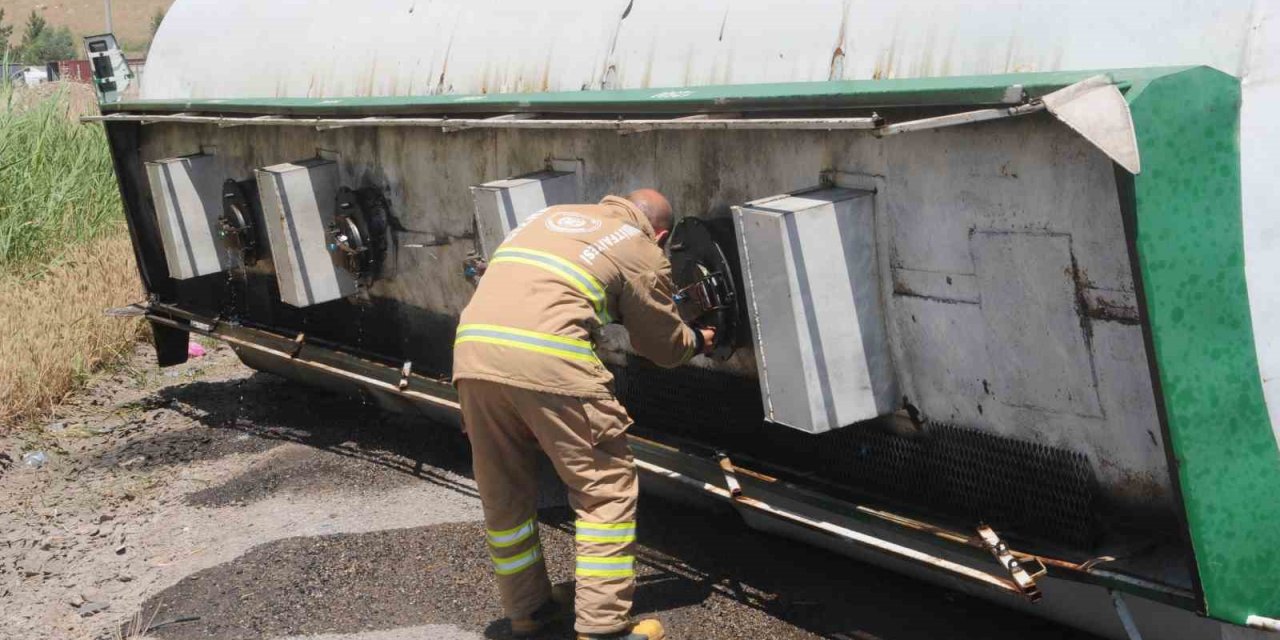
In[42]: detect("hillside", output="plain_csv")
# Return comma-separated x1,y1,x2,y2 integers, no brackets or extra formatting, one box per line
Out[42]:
2,0,176,55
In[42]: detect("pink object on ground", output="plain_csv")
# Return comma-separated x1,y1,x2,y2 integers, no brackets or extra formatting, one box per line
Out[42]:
187,342,207,358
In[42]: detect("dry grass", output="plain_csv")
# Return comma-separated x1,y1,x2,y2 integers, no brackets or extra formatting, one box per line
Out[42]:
0,82,145,431
0,232,144,427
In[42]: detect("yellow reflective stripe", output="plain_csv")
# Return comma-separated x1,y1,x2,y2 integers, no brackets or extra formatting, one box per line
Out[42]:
456,335,599,364
576,520,637,544
576,555,636,578
455,324,601,364
488,517,536,548
491,255,600,302
492,248,612,324
496,247,606,295
493,544,543,576
574,521,636,530
459,324,591,349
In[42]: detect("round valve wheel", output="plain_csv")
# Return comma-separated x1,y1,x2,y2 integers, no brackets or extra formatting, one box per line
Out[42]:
665,216,740,361
329,187,391,282
219,179,259,265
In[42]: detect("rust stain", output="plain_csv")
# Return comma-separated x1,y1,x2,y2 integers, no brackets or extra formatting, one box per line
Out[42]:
540,48,553,93
640,36,657,89
912,23,938,77
829,0,850,81
938,31,956,77
598,0,635,89
874,20,902,80
436,33,454,94
362,57,380,97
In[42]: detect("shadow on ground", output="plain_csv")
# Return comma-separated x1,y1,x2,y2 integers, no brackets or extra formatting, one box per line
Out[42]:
126,372,1097,640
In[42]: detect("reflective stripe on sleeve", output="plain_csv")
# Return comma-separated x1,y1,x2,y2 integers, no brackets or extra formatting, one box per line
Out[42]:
492,247,612,324
455,324,600,364
493,544,543,576
575,521,637,544
487,517,536,549
575,554,636,578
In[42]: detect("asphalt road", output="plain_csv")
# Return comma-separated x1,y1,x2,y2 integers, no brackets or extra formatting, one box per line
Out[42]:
1,344,1101,640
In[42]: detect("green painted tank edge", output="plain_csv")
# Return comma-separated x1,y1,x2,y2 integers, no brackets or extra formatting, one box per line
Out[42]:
1128,65,1280,626
104,66,1199,115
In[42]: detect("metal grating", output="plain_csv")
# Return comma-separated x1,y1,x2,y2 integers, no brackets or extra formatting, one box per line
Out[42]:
611,357,1099,548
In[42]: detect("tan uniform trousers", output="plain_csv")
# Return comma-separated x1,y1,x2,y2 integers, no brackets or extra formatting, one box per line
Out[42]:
459,379,638,635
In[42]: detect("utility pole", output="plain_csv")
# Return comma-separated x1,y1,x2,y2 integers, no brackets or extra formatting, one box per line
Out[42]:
103,0,113,34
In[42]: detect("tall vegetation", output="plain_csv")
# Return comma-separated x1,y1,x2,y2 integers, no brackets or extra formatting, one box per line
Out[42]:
0,82,142,429
0,9,13,57
0,83,122,271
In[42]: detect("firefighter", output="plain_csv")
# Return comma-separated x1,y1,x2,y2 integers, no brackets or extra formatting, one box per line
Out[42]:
453,189,715,640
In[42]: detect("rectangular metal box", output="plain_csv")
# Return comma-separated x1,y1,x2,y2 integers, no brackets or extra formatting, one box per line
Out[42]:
145,154,236,280
256,159,357,307
470,170,580,258
734,187,897,433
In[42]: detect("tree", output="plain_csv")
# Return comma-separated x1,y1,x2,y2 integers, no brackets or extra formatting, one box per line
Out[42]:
0,9,13,58
16,11,74,64
21,10,45,45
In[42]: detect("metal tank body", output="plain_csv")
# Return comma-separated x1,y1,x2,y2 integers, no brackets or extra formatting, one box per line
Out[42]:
145,0,1280,454
88,2,1280,638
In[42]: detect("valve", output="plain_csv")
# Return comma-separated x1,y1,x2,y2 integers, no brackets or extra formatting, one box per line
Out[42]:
219,179,259,265
328,187,391,282
666,216,741,361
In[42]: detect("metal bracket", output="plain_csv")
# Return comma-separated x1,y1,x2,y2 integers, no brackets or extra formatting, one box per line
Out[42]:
977,524,1046,602
701,454,1047,601
399,361,414,390
289,332,306,358
717,454,743,497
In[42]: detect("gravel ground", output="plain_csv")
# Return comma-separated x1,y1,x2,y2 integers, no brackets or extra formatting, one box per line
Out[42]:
0,342,1099,640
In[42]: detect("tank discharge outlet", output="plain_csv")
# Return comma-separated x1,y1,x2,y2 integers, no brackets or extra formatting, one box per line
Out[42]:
145,153,239,279
219,179,260,266
470,170,580,260
330,187,391,282
256,159,357,307
734,187,897,433
667,217,741,361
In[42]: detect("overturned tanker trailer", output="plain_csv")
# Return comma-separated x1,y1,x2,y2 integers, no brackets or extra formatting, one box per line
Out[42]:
83,1,1280,638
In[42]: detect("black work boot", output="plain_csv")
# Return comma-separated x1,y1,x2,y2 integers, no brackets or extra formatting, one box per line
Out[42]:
510,583,573,638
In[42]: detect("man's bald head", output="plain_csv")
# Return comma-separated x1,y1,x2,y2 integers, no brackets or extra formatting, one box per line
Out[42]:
625,189,673,235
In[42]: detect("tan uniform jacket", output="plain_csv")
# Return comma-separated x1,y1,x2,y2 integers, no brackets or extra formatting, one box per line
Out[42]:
453,196,697,399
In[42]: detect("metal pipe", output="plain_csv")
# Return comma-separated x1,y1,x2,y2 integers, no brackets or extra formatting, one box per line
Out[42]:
83,104,1052,134
84,105,1048,136
1246,615,1280,632
83,113,881,131
875,102,1045,136
633,459,1027,598
689,452,1195,604
1110,590,1146,640
145,314,461,412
